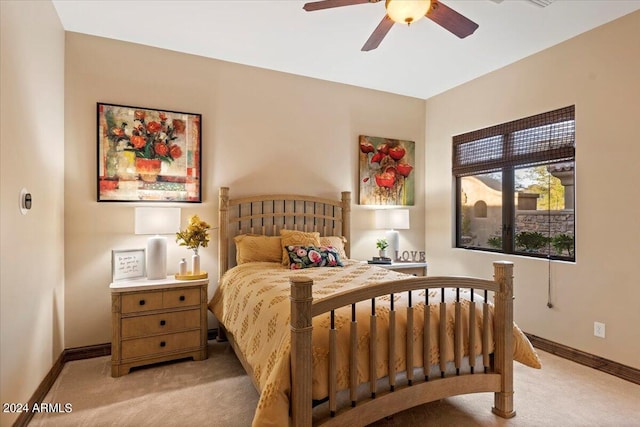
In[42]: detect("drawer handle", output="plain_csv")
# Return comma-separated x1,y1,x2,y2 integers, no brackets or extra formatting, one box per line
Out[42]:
139,299,146,306
179,295,186,302
160,341,166,348
160,320,166,326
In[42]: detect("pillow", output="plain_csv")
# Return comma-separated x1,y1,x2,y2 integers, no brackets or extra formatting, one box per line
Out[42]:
513,323,542,369
234,234,282,265
280,230,321,265
319,236,348,260
286,245,344,270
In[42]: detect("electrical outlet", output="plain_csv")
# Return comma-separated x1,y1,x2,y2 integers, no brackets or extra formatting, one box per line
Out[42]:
594,322,605,338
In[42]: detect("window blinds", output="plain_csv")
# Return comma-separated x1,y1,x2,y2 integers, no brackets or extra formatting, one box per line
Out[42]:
452,105,575,176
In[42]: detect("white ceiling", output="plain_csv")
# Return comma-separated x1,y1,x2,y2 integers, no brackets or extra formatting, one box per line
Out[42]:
52,0,640,99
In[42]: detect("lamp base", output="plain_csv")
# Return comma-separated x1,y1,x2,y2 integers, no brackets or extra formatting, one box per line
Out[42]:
146,235,167,280
386,229,400,261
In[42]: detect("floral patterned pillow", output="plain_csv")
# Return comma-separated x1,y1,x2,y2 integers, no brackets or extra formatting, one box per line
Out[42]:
280,230,321,265
286,245,344,269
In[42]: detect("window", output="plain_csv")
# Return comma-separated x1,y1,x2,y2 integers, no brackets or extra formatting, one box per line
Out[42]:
453,106,575,261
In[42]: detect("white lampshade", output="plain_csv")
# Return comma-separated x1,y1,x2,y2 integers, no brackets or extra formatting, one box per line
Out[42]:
385,0,431,25
135,207,181,280
374,209,410,230
375,209,410,258
135,207,181,235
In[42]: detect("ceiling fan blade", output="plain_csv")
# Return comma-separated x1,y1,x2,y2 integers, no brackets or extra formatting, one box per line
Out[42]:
426,0,479,39
303,0,373,12
361,15,394,51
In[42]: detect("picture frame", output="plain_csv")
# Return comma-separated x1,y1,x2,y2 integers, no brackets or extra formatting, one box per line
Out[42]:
97,103,202,202
111,248,146,282
359,135,415,206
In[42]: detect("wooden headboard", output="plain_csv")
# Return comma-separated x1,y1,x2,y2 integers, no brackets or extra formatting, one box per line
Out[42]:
218,187,351,279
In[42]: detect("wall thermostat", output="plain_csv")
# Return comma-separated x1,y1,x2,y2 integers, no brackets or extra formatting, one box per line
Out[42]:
20,188,32,215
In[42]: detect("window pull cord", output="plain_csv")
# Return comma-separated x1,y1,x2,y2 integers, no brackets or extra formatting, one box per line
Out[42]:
546,166,553,309
547,255,553,309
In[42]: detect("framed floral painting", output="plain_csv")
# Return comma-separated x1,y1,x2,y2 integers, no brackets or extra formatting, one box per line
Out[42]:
97,103,202,202
359,135,415,206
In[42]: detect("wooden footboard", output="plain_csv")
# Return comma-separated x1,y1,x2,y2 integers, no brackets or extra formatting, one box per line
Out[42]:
290,261,515,426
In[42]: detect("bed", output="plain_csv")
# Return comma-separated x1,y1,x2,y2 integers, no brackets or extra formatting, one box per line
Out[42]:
210,187,540,427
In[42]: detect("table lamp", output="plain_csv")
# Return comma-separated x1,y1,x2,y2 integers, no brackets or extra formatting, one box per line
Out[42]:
375,209,410,259
135,207,181,280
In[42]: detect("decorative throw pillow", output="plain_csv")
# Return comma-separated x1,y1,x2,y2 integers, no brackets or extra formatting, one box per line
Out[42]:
513,323,542,369
234,234,282,265
286,245,343,269
319,236,348,260
280,230,321,265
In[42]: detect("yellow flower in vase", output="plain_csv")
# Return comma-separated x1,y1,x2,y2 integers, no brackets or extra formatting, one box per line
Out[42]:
176,215,211,276
176,215,211,255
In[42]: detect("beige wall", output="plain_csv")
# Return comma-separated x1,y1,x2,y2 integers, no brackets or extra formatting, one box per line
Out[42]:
425,11,640,369
0,1,65,425
64,33,426,347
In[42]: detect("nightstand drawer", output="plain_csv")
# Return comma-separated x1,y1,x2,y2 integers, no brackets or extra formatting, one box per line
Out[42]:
121,330,201,360
373,262,428,277
122,291,163,313
163,288,200,308
121,309,200,338
390,266,425,276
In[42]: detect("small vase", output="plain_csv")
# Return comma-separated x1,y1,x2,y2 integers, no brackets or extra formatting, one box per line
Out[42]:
135,158,162,183
192,253,200,275
178,258,187,276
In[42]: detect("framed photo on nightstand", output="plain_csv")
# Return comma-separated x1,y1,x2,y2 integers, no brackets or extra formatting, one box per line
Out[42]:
111,248,146,282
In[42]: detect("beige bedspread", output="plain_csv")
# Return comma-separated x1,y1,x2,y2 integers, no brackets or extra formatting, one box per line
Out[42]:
210,260,540,427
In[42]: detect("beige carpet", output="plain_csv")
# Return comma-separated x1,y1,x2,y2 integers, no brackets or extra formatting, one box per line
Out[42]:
30,342,640,427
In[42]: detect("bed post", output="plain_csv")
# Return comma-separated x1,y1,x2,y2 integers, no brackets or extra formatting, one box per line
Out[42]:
341,191,351,258
491,261,516,418
219,187,230,281
290,276,313,427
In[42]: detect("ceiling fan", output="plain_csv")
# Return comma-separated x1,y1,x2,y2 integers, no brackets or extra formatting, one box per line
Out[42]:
303,0,479,51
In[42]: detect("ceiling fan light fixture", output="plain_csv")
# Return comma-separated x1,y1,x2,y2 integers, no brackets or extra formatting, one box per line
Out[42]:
385,0,431,25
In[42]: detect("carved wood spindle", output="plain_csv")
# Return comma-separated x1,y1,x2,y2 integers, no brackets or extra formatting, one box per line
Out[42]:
290,276,314,426
349,304,358,407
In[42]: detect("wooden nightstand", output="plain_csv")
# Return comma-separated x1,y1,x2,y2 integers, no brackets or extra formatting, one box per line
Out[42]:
110,276,208,377
378,262,428,277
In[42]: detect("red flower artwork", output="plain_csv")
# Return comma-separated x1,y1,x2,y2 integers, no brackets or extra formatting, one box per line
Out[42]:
154,142,169,157
146,121,162,134
359,135,415,205
98,103,202,203
107,109,184,164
